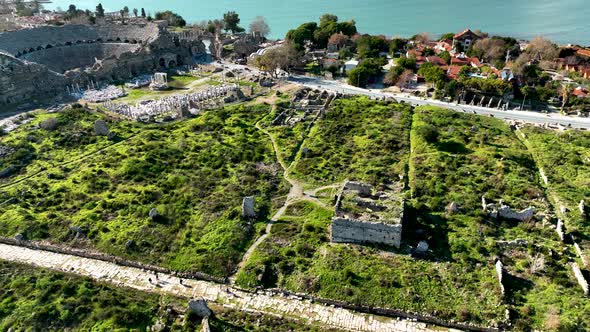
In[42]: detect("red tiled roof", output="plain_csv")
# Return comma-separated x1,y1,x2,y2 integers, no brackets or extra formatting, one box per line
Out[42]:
573,87,589,98
577,49,590,58
470,57,483,67
447,65,462,79
426,56,447,67
451,57,470,66
453,29,477,40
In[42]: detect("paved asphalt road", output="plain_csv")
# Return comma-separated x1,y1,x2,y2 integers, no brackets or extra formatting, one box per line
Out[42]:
288,75,590,130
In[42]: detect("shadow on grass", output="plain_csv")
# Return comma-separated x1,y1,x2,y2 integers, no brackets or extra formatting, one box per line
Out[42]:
403,203,452,262
504,272,534,305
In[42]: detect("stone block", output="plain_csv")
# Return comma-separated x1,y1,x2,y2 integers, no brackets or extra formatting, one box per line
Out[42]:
331,218,401,248
188,298,212,318
495,260,505,296
242,196,256,218
571,263,589,295
94,119,110,136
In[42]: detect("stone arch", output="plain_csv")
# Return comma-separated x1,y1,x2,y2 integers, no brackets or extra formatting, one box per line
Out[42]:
65,41,72,46
124,39,130,43
45,44,52,49
159,58,166,67
116,37,121,42
28,48,34,52
130,39,137,44
106,38,113,42
96,38,103,42
76,40,82,44
36,46,43,51
168,60,176,68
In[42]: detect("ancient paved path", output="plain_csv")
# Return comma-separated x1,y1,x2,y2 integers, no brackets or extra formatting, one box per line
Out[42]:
0,243,439,332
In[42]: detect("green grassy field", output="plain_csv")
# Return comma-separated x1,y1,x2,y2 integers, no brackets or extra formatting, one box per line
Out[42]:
0,104,288,277
520,127,590,234
290,97,412,187
409,106,589,330
0,260,162,331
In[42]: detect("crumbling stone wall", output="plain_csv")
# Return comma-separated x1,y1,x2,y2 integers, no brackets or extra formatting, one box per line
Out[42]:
0,23,161,55
0,52,68,105
571,262,589,295
495,260,505,297
482,196,535,222
22,43,141,73
331,218,402,248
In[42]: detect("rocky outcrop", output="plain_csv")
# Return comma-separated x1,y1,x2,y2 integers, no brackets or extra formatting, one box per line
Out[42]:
188,298,212,318
415,241,429,255
93,119,110,136
149,208,159,221
446,202,459,216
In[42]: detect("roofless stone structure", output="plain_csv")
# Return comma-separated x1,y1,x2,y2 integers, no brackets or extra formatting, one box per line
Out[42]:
0,22,209,106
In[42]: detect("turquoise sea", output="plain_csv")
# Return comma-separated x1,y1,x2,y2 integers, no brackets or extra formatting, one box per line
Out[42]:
48,0,590,45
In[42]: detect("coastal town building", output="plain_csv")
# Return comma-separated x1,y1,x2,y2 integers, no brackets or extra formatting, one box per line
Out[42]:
452,29,481,51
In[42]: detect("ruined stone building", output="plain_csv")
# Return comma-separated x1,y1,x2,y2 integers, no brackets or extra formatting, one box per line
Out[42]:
0,21,210,106
330,181,404,248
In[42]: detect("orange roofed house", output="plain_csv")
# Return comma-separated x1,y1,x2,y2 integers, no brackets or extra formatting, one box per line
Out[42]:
453,29,481,51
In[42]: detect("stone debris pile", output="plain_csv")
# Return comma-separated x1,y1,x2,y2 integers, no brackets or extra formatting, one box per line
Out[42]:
82,85,128,103
481,195,535,222
125,74,153,89
103,84,240,121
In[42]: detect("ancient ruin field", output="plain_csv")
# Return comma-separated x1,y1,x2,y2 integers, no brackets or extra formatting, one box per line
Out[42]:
2,94,589,330
290,97,412,187
520,127,590,234
409,106,589,329
0,104,288,277
235,200,505,325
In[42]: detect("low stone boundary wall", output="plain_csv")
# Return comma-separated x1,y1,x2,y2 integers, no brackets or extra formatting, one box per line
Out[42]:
0,237,225,284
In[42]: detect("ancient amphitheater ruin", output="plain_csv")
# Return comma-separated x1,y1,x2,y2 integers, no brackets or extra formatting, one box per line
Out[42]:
0,22,209,106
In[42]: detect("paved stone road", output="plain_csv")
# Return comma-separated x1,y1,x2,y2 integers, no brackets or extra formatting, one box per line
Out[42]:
0,243,442,332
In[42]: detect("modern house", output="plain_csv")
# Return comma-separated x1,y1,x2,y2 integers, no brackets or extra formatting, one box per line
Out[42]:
453,29,481,51
344,59,359,72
